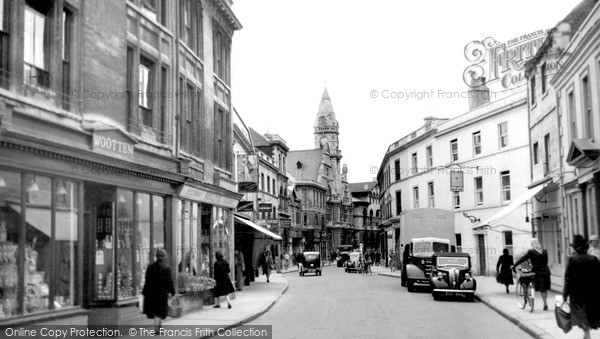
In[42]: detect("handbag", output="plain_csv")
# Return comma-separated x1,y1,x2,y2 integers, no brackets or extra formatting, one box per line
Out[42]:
167,295,182,318
554,301,572,333
496,272,501,284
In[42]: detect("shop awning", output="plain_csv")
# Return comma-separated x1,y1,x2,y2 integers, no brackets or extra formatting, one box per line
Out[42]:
9,204,78,241
473,182,549,230
234,215,282,241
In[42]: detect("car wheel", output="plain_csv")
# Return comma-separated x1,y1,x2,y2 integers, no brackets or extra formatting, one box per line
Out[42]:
432,292,439,301
407,279,415,292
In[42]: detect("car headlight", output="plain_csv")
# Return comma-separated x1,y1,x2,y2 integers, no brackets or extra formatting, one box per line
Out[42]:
465,273,471,280
437,272,444,279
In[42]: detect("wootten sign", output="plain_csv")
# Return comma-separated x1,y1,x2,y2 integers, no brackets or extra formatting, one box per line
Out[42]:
91,129,137,160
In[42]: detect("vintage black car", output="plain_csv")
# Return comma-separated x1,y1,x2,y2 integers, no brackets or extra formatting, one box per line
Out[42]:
337,252,350,267
300,252,322,276
345,252,360,273
430,252,476,301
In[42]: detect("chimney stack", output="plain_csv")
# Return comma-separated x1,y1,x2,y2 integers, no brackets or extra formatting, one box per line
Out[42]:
468,77,491,110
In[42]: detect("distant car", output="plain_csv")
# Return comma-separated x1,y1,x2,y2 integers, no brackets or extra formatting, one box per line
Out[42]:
337,252,350,267
430,252,476,301
345,252,360,273
300,252,322,276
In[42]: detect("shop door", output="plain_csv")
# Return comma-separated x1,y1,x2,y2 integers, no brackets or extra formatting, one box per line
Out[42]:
477,234,487,275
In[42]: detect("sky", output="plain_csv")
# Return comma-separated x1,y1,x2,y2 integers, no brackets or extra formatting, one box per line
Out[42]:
230,0,583,183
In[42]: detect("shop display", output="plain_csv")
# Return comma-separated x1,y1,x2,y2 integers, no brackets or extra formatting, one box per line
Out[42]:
23,239,49,314
117,218,133,299
95,203,115,301
0,234,18,318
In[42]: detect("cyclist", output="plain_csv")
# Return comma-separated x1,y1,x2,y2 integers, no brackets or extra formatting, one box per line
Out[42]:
512,238,551,311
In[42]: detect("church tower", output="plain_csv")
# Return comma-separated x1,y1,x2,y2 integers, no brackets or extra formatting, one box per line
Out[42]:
314,87,340,153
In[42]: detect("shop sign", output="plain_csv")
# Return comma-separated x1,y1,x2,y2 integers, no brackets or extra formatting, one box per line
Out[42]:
266,219,279,226
237,154,259,193
92,129,137,159
259,203,272,212
178,185,239,208
280,219,291,227
450,170,464,192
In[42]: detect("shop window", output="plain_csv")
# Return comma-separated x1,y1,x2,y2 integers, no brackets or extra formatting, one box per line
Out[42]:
200,204,212,276
152,196,165,250
0,170,21,318
503,231,513,255
116,190,134,299
212,207,230,266
54,179,79,309
135,193,151,296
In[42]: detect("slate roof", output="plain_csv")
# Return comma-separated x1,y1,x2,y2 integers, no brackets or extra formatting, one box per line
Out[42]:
286,149,324,182
248,127,270,147
348,181,377,193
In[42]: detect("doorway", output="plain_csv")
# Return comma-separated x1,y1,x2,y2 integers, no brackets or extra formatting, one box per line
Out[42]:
477,234,487,275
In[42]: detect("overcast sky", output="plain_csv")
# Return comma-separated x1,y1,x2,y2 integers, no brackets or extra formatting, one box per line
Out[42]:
231,0,582,183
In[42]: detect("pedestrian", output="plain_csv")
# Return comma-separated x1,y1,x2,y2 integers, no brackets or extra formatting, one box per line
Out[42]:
562,234,600,339
588,235,600,260
512,238,551,310
296,251,304,272
142,248,176,332
496,248,514,293
274,254,282,273
284,251,290,270
213,251,234,309
262,250,273,283
234,249,245,292
389,250,396,272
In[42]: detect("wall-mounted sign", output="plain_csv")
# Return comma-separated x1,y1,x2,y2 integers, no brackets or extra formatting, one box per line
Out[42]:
259,203,272,212
237,154,259,193
178,185,239,208
266,219,279,226
280,219,291,227
450,170,464,192
91,129,137,160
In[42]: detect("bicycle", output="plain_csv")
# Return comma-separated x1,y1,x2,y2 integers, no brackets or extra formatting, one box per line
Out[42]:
515,267,535,312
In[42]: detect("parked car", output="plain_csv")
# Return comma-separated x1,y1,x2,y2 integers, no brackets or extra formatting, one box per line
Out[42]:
300,252,322,276
345,252,360,273
430,252,476,301
337,252,350,267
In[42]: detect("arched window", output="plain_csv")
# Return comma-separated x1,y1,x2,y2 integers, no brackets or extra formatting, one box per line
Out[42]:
369,210,374,225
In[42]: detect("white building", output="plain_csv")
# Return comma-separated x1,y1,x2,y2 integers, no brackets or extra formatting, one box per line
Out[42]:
378,89,536,275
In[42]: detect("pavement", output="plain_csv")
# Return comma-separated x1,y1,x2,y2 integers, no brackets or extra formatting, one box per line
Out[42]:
122,262,598,339
369,265,600,339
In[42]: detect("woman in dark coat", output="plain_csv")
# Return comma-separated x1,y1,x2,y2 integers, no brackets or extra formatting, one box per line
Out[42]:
496,248,514,293
213,251,235,309
563,235,600,339
142,248,175,332
513,238,551,310
262,250,273,283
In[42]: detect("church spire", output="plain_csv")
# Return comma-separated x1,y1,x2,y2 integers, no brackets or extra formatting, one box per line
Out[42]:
314,86,339,131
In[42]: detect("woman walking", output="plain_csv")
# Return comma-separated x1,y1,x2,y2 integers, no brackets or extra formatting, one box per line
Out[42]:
496,248,514,293
563,235,600,339
234,249,245,292
262,250,273,283
213,251,235,309
142,248,176,332
513,238,551,310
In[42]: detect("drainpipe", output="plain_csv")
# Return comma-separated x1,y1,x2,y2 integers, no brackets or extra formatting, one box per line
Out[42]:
555,90,566,265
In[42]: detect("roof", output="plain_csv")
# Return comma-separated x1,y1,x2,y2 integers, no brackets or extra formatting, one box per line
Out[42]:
314,87,339,130
248,127,271,147
348,181,377,193
525,0,598,75
286,149,324,182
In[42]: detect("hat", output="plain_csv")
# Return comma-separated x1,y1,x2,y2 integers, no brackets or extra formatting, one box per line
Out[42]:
570,235,587,249
590,235,599,242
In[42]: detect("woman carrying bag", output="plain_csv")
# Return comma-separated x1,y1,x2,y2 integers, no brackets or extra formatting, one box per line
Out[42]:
562,235,600,339
213,251,235,309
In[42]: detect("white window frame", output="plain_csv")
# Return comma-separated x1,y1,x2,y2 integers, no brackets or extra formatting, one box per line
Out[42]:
500,171,511,202
413,186,419,209
450,139,458,162
498,122,508,148
472,131,481,155
474,177,483,206
427,182,435,208
453,191,460,209
426,145,433,168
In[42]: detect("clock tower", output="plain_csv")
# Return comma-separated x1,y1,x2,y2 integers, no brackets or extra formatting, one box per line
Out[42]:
314,87,340,154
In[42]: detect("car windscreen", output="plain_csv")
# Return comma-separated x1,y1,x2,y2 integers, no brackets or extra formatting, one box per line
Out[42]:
305,254,318,261
437,257,469,267
413,242,449,256
349,253,359,260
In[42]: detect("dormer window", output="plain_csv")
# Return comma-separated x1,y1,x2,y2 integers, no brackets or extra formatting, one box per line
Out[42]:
296,161,303,169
